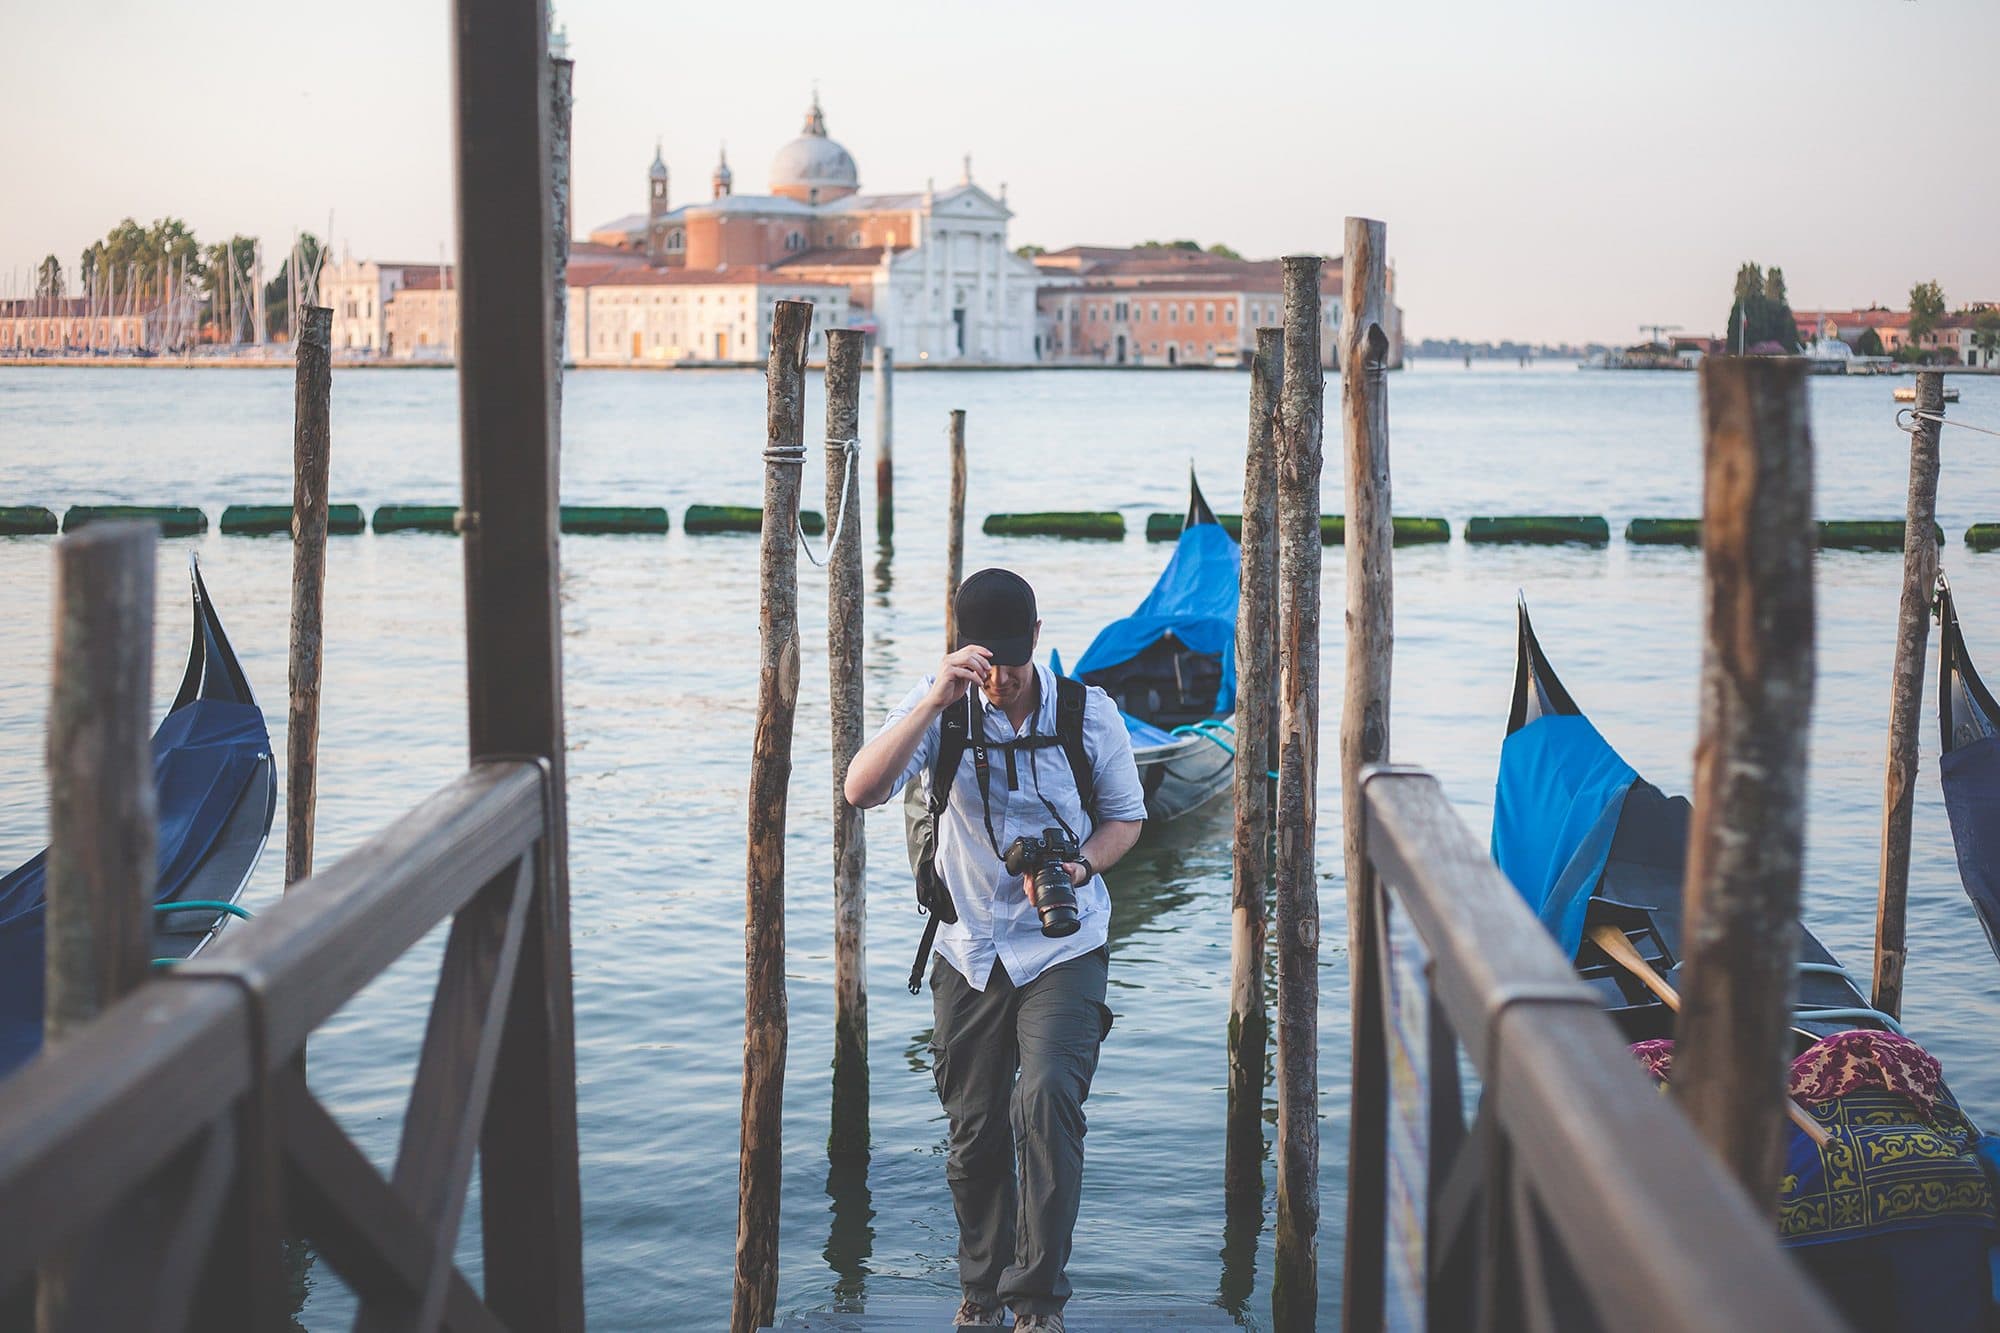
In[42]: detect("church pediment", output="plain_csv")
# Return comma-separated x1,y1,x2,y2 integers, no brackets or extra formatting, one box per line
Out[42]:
933,182,1011,221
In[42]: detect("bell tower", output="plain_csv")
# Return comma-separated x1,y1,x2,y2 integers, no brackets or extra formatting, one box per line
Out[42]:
646,140,670,261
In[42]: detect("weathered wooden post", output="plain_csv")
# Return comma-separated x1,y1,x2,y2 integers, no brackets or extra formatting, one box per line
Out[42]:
1872,368,1943,1019
287,305,332,889
1226,325,1282,1205
824,327,869,1160
452,0,583,1326
1673,357,1816,1205
874,346,894,540
1338,218,1394,1333
38,521,157,1330
548,34,573,395
1272,255,1324,1330
733,299,814,1333
945,409,967,648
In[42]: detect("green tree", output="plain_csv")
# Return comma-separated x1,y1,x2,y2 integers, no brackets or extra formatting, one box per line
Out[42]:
79,217,207,301
262,233,325,341
1137,239,1203,252
1205,242,1243,259
1014,243,1045,258
1763,266,1788,306
1725,259,1800,353
1909,280,1946,340
35,255,63,299
204,236,257,340
1857,327,1885,357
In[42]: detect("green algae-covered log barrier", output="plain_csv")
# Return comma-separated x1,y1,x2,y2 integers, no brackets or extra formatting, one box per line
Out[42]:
63,505,208,537
982,511,1125,540
1143,512,1448,545
1465,515,1610,546
684,504,824,535
1968,525,2000,552
1816,520,1945,551
559,506,669,535
0,506,59,535
221,503,367,536
373,504,459,534
1627,518,1702,546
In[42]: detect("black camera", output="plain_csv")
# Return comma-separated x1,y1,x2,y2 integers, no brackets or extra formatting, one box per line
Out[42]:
1003,828,1082,938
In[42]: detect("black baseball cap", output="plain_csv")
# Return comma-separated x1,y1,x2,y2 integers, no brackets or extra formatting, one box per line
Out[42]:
954,568,1038,666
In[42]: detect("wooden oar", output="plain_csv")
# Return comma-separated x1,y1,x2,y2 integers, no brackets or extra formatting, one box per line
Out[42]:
1587,924,1832,1147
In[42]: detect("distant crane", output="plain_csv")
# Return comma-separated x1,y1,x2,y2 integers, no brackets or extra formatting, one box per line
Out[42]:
1639,323,1683,348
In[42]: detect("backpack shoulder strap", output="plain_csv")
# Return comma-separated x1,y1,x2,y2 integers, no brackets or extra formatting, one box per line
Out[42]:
1054,676,1096,816
929,693,972,814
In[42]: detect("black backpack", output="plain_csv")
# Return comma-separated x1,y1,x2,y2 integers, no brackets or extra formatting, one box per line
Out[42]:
902,675,1096,992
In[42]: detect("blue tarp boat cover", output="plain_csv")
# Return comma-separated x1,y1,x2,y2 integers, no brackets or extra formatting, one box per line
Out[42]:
1941,736,2000,964
0,697,268,1075
1492,711,1638,957
1071,519,1241,719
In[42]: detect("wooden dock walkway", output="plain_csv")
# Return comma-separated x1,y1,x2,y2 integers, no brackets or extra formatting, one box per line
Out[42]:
764,1299,1239,1331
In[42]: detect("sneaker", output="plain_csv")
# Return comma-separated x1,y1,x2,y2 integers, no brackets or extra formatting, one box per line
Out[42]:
1012,1314,1065,1332
953,1297,1006,1327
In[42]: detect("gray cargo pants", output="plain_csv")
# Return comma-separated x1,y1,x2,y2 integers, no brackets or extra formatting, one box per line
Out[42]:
929,947,1111,1317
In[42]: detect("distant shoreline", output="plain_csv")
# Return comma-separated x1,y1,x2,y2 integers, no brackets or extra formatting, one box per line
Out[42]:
0,356,1251,374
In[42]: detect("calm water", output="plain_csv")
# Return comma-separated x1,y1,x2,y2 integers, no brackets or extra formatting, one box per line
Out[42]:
2,363,1999,1329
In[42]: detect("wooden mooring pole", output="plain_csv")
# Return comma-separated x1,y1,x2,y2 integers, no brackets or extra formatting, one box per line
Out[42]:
733,298,814,1333
824,327,869,1160
874,346,894,541
1226,325,1282,1205
1673,357,1815,1206
287,305,332,888
945,409,967,648
1272,255,1325,1330
1338,218,1394,1333
452,0,583,1323
38,521,157,1331
549,39,573,396
1871,368,1943,1020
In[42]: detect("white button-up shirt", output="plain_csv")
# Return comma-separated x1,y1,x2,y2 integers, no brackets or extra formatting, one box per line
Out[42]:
882,663,1148,990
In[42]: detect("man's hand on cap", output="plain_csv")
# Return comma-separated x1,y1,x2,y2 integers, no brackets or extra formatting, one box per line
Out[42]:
925,645,992,713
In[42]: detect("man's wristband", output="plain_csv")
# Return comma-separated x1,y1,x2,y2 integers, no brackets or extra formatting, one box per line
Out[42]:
1074,853,1094,883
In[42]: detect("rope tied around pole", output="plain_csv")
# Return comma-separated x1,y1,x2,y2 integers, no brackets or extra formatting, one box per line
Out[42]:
788,436,860,568
1898,407,2000,440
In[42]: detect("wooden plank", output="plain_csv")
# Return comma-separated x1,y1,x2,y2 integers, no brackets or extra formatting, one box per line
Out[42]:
1359,770,1845,1332
1226,324,1282,1205
452,2,584,1326
1270,254,1324,1331
1674,358,1815,1205
825,329,869,1161
288,304,332,890
366,856,534,1333
279,1077,503,1333
767,1301,1238,1331
735,299,814,1333
1871,367,1943,1018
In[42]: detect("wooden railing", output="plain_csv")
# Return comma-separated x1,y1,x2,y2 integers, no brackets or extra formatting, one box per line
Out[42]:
0,759,564,1331
1342,766,1848,1332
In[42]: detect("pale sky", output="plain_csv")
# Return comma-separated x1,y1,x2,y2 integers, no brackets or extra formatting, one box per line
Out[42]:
3,0,1994,345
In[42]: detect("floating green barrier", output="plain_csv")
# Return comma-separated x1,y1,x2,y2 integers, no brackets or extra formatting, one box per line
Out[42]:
683,505,825,535
1817,520,1944,551
1142,512,1449,546
559,506,669,535
1626,518,1702,546
983,512,1125,540
63,505,208,537
373,505,459,534
1968,525,2000,552
220,503,367,536
0,506,58,536
1465,515,1609,546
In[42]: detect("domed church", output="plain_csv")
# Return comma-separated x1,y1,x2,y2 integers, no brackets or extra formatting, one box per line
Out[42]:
588,92,1041,363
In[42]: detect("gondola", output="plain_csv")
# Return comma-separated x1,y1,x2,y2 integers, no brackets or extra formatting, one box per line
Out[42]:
1495,601,1999,1328
0,557,275,1078
1064,474,1239,821
1936,577,2000,966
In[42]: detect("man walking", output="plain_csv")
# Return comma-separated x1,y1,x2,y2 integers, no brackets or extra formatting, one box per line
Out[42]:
845,569,1146,1331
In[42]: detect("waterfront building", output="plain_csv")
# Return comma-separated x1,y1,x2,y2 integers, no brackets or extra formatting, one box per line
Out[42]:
567,265,849,365
320,256,445,356
584,94,1039,362
381,271,458,361
0,289,200,355
1032,246,1403,368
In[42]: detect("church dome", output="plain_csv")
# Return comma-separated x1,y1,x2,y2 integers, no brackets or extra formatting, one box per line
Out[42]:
769,94,858,203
